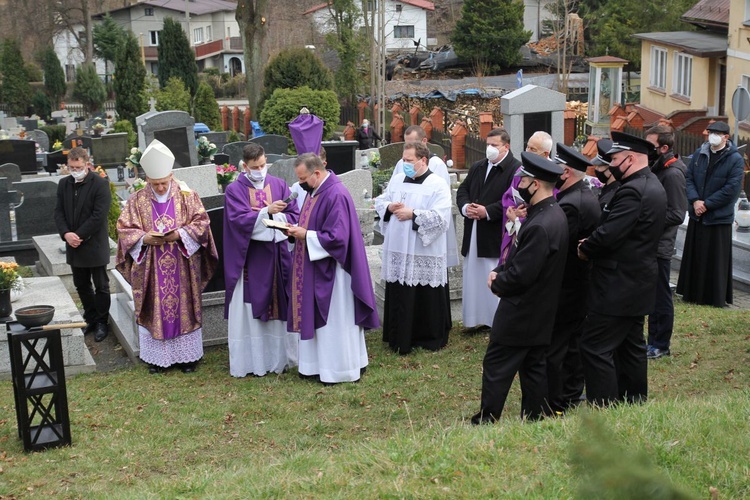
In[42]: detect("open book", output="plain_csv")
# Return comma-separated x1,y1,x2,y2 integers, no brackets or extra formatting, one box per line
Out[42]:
148,229,176,237
262,218,290,231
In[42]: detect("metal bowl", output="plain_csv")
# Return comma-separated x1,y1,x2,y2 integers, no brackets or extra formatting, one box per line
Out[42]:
14,305,55,329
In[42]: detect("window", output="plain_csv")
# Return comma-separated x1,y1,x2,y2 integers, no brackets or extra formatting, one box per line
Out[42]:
206,26,212,41
649,46,667,90
149,30,159,46
194,27,203,44
673,52,692,99
145,7,154,16
366,0,377,11
394,25,414,39
396,4,402,12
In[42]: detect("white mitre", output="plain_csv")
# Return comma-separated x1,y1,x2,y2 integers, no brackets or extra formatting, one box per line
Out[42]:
140,139,175,179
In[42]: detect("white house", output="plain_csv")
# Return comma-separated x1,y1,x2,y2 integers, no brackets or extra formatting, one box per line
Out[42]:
53,26,107,82
303,0,435,53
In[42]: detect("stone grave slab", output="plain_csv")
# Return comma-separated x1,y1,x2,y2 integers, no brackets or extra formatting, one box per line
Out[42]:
1,116,17,130
172,164,220,198
202,131,229,153
222,141,251,168
91,132,128,168
0,139,37,173
63,133,93,151
19,119,38,131
27,129,49,152
322,140,358,174
339,169,373,210
13,180,61,240
0,177,21,241
0,163,22,182
267,158,298,187
250,134,288,155
0,276,96,379
378,143,404,170
137,111,197,168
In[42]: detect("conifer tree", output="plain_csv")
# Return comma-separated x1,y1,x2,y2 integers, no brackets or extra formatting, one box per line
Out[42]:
193,82,221,131
451,0,531,71
0,39,33,116
114,32,147,126
157,17,199,96
42,47,67,110
72,62,106,115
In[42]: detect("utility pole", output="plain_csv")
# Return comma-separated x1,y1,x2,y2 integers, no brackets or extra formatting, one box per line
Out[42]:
377,0,386,141
185,0,191,44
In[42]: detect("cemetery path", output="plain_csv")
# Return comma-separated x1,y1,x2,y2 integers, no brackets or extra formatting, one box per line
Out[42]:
84,325,132,372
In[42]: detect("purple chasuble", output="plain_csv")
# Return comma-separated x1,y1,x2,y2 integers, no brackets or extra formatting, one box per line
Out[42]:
223,174,299,321
151,197,182,339
288,114,324,155
289,172,379,340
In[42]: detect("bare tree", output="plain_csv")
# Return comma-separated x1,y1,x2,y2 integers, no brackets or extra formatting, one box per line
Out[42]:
236,0,269,118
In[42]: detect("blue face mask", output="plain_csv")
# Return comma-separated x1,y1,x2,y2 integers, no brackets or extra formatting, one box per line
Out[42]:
402,162,416,178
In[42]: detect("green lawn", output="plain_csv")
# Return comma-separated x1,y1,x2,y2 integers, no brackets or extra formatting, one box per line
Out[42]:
1,299,748,498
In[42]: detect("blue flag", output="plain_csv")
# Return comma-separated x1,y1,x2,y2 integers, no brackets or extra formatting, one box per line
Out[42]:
516,69,523,88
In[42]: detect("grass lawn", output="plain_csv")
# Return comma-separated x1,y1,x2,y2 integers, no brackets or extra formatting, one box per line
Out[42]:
1,299,748,498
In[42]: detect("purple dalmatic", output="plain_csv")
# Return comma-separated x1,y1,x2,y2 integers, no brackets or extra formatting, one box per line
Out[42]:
288,114,324,155
223,174,299,320
289,172,379,340
151,197,182,339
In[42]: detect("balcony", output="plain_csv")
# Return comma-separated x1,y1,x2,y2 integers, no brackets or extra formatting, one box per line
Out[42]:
195,39,224,59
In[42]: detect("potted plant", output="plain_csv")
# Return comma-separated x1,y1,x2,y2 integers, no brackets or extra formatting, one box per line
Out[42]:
216,163,239,191
197,136,217,164
0,261,22,319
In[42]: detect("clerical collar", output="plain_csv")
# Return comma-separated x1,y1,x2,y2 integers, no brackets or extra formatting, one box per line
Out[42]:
404,169,432,184
312,171,331,195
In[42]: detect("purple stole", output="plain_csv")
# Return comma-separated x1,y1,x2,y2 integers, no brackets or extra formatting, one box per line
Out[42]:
290,193,319,334
151,197,181,340
246,183,281,320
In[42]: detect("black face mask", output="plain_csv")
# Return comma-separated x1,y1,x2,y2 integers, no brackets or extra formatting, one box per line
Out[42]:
555,177,565,190
299,181,314,194
517,181,536,204
595,169,611,184
648,148,661,165
609,156,631,182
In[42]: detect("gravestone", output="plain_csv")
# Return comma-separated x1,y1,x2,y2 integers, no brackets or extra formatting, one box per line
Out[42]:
267,158,299,187
427,142,445,159
202,131,230,153
63,134,93,151
91,133,128,168
204,206,225,292
339,169,373,210
0,163,22,182
27,129,49,152
500,84,566,158
0,139,37,174
137,110,198,168
213,153,229,166
249,134,288,155
322,140,358,173
0,177,21,241
222,141,252,168
1,117,17,130
12,180,59,239
200,194,225,211
172,164,221,198
378,142,405,170
19,119,38,131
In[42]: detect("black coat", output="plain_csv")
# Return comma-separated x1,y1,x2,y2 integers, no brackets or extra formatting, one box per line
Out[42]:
651,152,687,259
580,168,666,316
598,181,620,211
54,171,112,268
355,127,381,150
555,180,601,321
455,152,520,258
490,196,569,346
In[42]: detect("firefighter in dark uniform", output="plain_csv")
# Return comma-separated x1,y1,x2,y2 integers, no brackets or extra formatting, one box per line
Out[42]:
577,132,667,407
472,152,568,424
591,138,620,210
546,144,601,413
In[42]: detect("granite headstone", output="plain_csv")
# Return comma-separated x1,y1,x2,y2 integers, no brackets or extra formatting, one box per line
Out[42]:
250,134,288,155
222,141,252,168
137,110,198,168
91,133,128,168
27,129,49,152
0,139,37,174
12,180,59,239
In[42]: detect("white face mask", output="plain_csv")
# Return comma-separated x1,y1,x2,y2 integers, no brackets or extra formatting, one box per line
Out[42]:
71,169,87,181
248,165,267,183
708,133,723,147
486,145,500,163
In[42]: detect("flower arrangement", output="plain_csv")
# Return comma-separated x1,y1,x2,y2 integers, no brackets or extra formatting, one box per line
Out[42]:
197,136,217,160
216,163,239,186
126,147,142,169
93,166,108,178
368,152,381,169
0,261,22,291
92,123,105,134
128,178,147,193
52,140,63,150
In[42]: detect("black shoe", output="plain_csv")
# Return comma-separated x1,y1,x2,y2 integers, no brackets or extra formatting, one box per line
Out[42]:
462,325,491,335
94,323,108,342
82,323,96,335
470,411,498,425
298,372,320,382
180,363,196,373
148,364,162,374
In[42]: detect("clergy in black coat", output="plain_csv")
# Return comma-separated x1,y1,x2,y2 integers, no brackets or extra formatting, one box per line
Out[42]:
546,145,602,413
54,147,112,340
578,132,667,407
455,128,520,258
472,152,568,424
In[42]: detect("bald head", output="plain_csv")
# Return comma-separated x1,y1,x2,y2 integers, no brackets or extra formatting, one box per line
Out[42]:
525,132,553,158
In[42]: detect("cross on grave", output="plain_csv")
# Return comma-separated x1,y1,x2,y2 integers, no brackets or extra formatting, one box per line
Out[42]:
148,97,157,113
0,177,21,241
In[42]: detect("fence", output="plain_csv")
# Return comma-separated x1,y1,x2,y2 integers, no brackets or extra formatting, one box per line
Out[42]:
465,132,485,167
623,125,750,160
431,128,451,161
340,105,358,127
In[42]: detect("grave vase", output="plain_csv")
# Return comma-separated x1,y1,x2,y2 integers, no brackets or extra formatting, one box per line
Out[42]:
0,288,12,320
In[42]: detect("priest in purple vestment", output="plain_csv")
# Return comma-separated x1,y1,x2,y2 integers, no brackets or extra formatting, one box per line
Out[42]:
286,153,379,384
223,143,300,377
116,140,218,374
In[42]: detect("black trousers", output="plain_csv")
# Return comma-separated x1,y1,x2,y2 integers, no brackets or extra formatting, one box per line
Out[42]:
71,265,110,325
479,341,548,421
648,257,674,350
546,316,585,412
580,312,647,406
